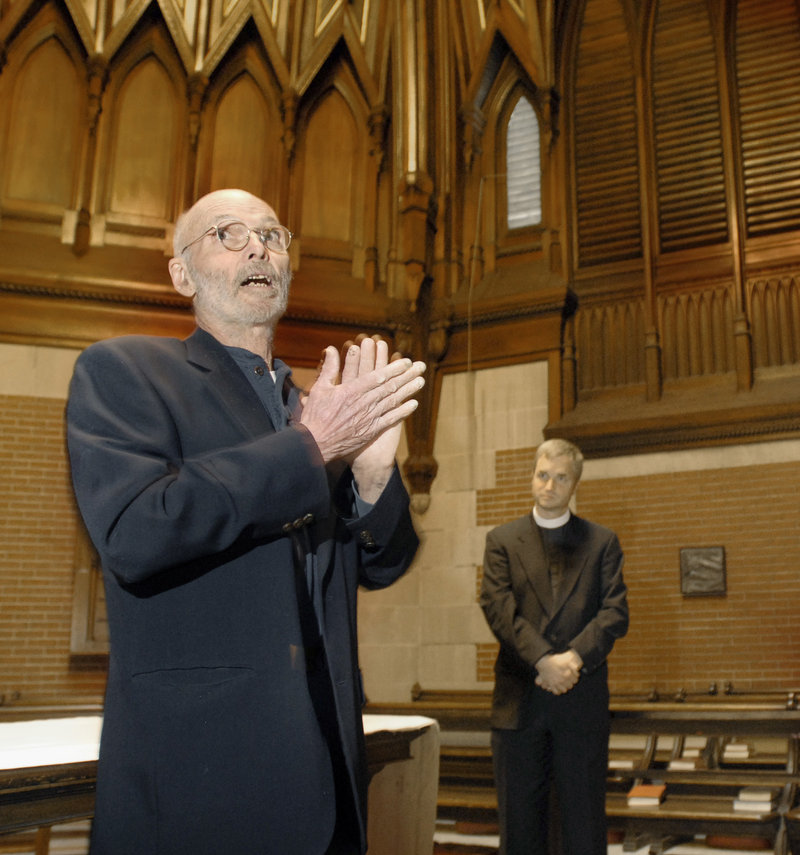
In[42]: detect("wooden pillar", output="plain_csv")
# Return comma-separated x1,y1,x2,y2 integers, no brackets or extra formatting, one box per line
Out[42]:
34,826,51,855
365,104,389,293
183,73,208,209
72,55,108,257
279,88,298,227
714,1,753,391
635,15,663,402
391,0,441,508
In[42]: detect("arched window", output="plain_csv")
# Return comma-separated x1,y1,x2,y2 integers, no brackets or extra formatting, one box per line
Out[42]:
505,97,541,229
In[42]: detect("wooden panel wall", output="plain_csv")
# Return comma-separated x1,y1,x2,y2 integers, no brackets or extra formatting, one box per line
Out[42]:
0,0,797,476
551,0,800,454
0,0,798,706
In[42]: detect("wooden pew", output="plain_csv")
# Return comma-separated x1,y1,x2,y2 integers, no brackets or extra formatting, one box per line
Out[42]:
606,701,800,854
367,686,800,854
785,807,800,855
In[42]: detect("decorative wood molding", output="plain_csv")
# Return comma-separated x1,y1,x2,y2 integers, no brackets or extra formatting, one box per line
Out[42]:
546,375,800,457
2,0,800,491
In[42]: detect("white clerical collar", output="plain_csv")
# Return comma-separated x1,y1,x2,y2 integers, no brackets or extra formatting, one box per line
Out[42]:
533,506,571,529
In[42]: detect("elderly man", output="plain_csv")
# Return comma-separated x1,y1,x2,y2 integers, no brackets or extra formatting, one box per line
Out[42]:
480,438,629,855
67,188,426,855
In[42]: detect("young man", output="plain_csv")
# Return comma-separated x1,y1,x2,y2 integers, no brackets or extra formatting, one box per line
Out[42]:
480,438,629,855
67,188,426,855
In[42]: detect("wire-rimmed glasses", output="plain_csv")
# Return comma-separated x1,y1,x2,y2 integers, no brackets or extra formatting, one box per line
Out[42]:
181,221,292,255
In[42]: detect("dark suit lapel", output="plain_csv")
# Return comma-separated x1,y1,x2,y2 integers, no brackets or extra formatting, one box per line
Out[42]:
551,516,589,615
184,328,279,437
514,518,554,615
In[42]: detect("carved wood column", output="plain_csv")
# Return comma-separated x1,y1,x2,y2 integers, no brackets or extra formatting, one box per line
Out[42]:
715,2,753,391
72,55,108,256
461,103,487,304
396,174,441,511
541,87,563,277
183,72,208,209
365,104,388,293
562,313,577,413
280,89,298,162
392,0,440,508
280,88,298,224
636,18,663,402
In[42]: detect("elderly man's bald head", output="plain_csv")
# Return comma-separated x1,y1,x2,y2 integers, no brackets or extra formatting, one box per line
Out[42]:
172,189,279,257
167,189,292,351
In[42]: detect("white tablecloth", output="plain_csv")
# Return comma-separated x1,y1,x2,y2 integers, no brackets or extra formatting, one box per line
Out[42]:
0,715,102,769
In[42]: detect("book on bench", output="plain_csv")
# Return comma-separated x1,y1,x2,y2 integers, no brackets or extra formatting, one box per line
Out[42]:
627,783,666,807
667,736,708,770
732,786,780,813
723,741,751,761
667,757,698,770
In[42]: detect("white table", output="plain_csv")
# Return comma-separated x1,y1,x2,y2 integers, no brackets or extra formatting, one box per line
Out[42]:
0,712,439,855
363,715,440,855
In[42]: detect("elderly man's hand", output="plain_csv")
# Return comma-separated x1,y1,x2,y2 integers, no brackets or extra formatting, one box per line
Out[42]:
300,336,425,501
338,336,416,501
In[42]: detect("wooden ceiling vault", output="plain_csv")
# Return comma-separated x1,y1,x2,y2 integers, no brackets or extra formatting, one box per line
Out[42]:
0,0,799,503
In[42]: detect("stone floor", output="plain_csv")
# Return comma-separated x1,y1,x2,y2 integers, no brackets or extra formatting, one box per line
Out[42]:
0,820,777,855
433,821,775,855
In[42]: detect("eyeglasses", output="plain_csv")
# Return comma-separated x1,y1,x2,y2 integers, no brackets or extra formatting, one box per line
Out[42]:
181,221,293,255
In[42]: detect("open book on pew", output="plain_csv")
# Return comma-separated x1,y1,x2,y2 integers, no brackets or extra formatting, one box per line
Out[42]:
732,786,780,813
627,783,666,807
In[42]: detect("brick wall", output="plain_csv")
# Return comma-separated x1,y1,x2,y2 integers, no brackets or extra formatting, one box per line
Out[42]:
0,394,107,704
476,643,497,683
475,447,800,694
476,448,538,526
4,392,799,705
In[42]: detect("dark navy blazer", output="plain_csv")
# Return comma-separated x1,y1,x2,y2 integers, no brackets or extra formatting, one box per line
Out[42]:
67,328,419,855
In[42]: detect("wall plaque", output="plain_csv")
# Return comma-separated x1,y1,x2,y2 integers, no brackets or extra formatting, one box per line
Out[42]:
680,546,726,596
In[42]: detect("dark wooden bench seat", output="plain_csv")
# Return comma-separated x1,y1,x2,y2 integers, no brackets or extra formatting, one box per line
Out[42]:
439,744,494,787
436,780,793,848
607,792,782,854
367,684,493,731
437,784,499,823
785,808,800,855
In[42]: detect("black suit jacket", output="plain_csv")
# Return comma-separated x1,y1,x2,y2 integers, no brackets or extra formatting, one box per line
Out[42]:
480,513,628,730
66,328,419,855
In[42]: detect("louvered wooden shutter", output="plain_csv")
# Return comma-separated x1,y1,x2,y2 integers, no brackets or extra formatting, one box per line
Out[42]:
653,0,728,252
736,0,800,238
573,0,642,267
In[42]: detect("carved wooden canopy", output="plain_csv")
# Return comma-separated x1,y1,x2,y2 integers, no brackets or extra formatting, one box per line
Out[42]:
1,0,798,500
